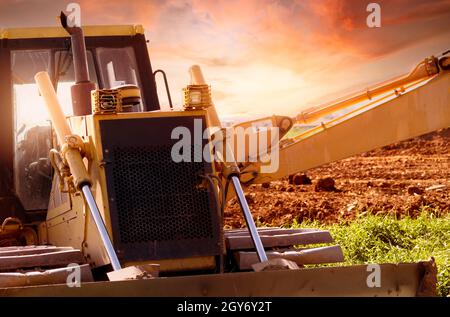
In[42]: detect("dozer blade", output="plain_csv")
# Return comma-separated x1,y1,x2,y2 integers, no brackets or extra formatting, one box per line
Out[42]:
0,259,436,297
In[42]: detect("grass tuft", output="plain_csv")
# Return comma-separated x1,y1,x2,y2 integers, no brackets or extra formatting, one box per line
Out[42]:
290,209,450,296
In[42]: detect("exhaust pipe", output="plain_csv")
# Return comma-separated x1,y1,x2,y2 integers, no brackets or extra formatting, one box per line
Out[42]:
60,12,96,116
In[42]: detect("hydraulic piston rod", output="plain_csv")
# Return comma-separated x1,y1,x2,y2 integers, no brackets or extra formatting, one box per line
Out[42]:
189,64,268,263
35,71,122,271
231,176,268,262
82,185,121,271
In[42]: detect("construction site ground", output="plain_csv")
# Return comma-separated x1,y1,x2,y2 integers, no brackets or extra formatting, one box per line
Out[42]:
225,128,450,228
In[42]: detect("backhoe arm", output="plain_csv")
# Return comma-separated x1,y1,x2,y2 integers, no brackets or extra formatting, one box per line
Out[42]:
238,56,450,184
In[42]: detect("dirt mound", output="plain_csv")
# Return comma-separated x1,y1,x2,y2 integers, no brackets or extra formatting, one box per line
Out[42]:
290,174,312,185
225,128,450,228
315,177,336,192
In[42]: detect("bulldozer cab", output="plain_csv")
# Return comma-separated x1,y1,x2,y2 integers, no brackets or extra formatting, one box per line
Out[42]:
0,26,160,224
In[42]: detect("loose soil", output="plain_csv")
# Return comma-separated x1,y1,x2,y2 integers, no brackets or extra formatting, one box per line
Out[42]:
225,128,450,228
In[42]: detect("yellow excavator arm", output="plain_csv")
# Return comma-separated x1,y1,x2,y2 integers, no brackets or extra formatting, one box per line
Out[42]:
234,55,450,184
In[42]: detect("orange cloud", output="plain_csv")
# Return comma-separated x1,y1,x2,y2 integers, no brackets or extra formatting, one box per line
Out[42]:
70,0,450,115
1,0,449,117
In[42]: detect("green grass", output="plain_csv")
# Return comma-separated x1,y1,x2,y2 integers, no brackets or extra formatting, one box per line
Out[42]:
289,209,450,296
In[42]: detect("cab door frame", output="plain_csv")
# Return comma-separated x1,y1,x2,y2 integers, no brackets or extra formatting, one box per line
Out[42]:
0,33,160,222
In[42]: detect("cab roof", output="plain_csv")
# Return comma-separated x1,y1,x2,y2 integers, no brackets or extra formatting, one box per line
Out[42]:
0,25,145,40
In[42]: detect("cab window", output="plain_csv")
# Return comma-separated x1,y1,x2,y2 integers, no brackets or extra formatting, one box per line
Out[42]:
11,49,97,210
95,47,143,112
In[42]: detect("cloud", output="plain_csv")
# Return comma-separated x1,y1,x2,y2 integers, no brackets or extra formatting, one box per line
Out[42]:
1,0,449,117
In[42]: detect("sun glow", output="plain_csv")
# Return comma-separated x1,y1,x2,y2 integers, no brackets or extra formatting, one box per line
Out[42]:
14,82,74,141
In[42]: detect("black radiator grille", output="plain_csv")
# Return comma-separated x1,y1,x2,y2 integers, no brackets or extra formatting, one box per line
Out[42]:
100,115,220,261
112,145,214,243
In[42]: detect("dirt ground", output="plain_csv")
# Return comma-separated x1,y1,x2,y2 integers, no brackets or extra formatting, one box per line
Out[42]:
225,128,450,228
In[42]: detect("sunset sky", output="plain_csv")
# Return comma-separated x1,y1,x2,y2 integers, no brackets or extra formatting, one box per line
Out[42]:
1,0,450,120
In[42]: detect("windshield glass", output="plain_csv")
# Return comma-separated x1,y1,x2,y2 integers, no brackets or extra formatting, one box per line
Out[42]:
11,46,142,210
11,49,97,210
96,47,143,112
12,50,53,210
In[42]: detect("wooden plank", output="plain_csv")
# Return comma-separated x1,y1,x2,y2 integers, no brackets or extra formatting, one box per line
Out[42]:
107,264,160,281
252,258,299,272
226,230,334,250
224,228,318,238
235,245,344,270
0,250,85,271
0,247,74,257
0,245,59,252
0,264,93,288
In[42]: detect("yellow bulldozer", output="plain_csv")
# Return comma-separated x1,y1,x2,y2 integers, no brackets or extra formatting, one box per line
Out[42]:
0,13,449,296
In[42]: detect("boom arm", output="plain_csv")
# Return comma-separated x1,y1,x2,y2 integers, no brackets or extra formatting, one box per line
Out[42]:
295,56,440,124
237,55,450,184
